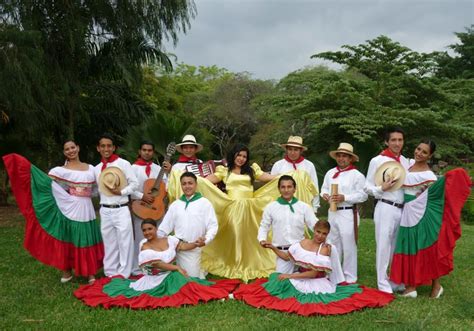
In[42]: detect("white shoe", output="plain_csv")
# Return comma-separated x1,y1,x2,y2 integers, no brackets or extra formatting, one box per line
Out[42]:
60,275,73,283
228,293,234,300
432,286,443,299
400,290,417,298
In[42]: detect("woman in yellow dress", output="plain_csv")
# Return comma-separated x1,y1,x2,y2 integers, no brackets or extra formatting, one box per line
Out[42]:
167,144,318,281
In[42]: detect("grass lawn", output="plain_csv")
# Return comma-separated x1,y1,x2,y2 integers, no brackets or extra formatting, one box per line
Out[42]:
1,206,473,330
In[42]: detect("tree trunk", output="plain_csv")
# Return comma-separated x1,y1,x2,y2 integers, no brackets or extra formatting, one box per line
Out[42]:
0,169,10,206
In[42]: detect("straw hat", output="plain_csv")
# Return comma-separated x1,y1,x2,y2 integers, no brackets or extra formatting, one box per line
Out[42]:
374,161,406,192
176,135,203,153
280,136,308,151
329,143,359,162
99,166,127,196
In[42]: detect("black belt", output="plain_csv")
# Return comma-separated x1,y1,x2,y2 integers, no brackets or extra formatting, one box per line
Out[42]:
276,245,291,251
376,199,404,209
101,203,128,209
336,206,354,210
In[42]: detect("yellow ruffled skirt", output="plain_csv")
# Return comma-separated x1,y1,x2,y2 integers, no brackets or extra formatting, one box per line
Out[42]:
167,170,317,281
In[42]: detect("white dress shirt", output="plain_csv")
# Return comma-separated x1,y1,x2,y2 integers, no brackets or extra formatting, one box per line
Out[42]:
258,199,317,246
320,167,368,207
94,157,138,205
364,155,412,203
271,158,320,212
158,195,218,245
131,162,165,200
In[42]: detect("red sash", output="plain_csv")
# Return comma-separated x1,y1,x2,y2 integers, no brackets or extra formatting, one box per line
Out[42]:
284,155,305,170
101,154,119,171
332,165,357,179
134,158,152,177
380,148,400,163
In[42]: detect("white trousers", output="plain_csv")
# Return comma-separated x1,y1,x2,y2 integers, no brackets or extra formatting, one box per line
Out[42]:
100,206,134,278
131,215,145,275
276,256,295,274
327,210,358,283
374,202,403,293
177,248,205,279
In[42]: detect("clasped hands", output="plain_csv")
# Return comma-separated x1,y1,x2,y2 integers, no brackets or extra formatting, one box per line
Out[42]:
193,236,206,248
322,193,345,203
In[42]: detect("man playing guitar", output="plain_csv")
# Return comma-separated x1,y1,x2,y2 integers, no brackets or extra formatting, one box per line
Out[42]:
131,140,167,275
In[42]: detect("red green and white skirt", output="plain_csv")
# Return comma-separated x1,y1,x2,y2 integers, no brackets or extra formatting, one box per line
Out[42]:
233,273,394,316
74,273,241,309
390,168,471,286
2,153,104,276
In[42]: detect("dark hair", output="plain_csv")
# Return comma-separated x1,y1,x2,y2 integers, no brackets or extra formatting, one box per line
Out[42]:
278,175,296,188
139,140,155,150
384,127,405,142
63,140,77,146
227,144,254,184
314,220,331,232
180,171,197,182
419,139,436,155
97,133,115,146
141,219,157,228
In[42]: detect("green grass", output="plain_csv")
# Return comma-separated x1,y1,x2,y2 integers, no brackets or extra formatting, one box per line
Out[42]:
1,211,473,330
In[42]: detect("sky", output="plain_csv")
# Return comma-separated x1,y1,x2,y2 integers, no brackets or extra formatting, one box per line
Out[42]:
165,0,474,80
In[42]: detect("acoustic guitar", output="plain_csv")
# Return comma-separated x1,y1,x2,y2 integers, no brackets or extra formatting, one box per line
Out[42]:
132,142,176,221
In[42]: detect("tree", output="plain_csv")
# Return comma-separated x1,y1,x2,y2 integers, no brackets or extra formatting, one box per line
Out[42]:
196,73,274,157
253,36,473,177
0,0,196,166
435,25,474,79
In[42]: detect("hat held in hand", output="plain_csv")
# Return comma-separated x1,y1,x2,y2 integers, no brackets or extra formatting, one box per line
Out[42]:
99,166,127,196
374,161,406,192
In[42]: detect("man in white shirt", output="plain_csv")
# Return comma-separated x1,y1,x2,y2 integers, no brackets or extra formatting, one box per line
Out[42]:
271,136,320,213
258,175,317,273
320,143,368,283
130,140,166,275
158,172,218,278
94,134,138,278
364,127,412,293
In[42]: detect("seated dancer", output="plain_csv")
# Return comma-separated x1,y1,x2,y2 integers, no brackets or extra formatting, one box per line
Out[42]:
131,140,166,276
158,172,218,279
258,175,317,274
234,220,394,316
167,144,318,281
3,145,103,284
167,135,203,172
271,136,320,213
320,143,368,283
390,140,471,299
74,220,239,309
94,134,138,278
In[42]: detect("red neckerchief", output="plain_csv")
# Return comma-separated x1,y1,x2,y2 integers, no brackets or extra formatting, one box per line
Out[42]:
101,154,119,171
178,155,198,163
284,155,305,170
134,158,152,177
332,165,357,178
380,148,400,163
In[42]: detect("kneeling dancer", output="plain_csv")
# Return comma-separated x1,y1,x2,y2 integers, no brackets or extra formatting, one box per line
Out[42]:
234,220,394,316
74,220,239,309
158,172,218,278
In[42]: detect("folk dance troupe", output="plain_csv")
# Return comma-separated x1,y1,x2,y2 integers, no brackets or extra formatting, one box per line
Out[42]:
2,127,471,316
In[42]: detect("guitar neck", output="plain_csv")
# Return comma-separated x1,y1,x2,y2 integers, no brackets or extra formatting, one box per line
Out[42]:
152,153,172,190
